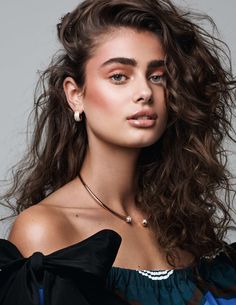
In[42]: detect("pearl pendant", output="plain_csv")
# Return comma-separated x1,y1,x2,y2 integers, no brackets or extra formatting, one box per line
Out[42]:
126,216,132,223
142,219,148,227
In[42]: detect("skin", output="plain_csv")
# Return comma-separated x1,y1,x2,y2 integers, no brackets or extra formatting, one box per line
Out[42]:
81,30,167,150
8,27,193,270
64,27,168,215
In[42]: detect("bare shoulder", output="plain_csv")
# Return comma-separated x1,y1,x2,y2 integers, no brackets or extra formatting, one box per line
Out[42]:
8,202,74,257
8,178,102,257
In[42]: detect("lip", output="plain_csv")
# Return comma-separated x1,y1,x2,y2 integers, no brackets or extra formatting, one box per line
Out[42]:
127,109,157,128
127,109,157,120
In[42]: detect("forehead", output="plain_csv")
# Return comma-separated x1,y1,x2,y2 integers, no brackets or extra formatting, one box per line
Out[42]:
88,27,165,67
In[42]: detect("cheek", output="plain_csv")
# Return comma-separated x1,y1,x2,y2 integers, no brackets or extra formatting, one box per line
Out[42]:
84,81,120,115
154,87,167,112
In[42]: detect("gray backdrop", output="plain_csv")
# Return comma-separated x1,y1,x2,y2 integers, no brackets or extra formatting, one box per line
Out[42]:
0,1,236,240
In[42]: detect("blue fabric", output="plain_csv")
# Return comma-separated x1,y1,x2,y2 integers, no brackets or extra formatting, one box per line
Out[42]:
38,286,236,305
106,244,236,305
204,291,236,304
39,288,44,305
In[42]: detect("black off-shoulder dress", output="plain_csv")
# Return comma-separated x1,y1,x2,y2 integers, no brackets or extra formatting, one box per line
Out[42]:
0,229,236,305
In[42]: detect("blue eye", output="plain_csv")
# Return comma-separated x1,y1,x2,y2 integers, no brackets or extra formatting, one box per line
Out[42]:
110,74,127,83
149,75,164,83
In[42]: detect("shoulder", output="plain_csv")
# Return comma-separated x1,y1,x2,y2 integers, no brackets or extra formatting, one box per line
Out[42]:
8,202,75,257
7,177,102,257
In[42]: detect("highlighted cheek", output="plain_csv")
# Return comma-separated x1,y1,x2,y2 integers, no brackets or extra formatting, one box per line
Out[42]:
86,87,118,113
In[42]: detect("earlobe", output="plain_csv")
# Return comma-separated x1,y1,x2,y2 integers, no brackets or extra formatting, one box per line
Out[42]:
63,77,84,112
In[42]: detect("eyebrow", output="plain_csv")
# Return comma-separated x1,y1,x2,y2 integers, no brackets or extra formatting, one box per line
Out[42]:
100,57,165,70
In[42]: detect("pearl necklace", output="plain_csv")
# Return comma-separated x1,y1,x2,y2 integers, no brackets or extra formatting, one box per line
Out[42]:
78,174,148,227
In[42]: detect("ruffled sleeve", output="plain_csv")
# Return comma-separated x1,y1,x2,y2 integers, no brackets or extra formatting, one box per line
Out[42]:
0,229,130,305
106,243,236,305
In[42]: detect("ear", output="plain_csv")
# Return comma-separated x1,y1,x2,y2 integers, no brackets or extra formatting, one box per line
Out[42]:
63,77,84,112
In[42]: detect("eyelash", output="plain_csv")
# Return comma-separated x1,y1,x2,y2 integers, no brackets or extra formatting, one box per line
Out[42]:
149,75,164,83
109,73,164,84
110,74,127,83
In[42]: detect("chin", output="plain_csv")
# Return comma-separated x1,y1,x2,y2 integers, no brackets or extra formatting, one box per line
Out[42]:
123,137,160,148
123,127,164,147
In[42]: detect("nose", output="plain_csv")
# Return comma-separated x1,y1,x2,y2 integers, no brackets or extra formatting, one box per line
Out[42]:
133,77,153,105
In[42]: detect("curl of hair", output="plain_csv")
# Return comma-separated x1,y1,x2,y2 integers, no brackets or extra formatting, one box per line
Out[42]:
1,0,236,267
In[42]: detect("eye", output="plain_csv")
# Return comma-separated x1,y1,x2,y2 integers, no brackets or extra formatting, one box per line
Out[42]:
149,74,164,84
110,73,128,84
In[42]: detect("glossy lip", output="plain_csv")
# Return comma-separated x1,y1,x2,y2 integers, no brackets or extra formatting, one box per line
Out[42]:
127,109,157,120
127,109,157,128
127,119,156,128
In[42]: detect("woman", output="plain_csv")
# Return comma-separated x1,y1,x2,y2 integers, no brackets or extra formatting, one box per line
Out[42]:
0,0,236,304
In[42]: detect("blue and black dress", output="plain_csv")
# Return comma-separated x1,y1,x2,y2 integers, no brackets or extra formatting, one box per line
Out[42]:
0,229,236,305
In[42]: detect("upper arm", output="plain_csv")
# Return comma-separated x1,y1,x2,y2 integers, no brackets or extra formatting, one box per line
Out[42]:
8,205,65,257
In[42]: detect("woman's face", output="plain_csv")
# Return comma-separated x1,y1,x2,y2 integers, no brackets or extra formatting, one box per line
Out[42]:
82,27,168,148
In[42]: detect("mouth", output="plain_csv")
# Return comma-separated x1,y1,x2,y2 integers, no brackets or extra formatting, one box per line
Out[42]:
127,110,157,121
128,115,157,120
126,110,157,127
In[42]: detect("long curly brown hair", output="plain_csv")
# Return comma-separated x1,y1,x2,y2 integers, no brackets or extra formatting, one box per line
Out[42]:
1,0,236,266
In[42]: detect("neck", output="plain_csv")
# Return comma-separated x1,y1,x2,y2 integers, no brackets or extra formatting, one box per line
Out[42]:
79,141,141,214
